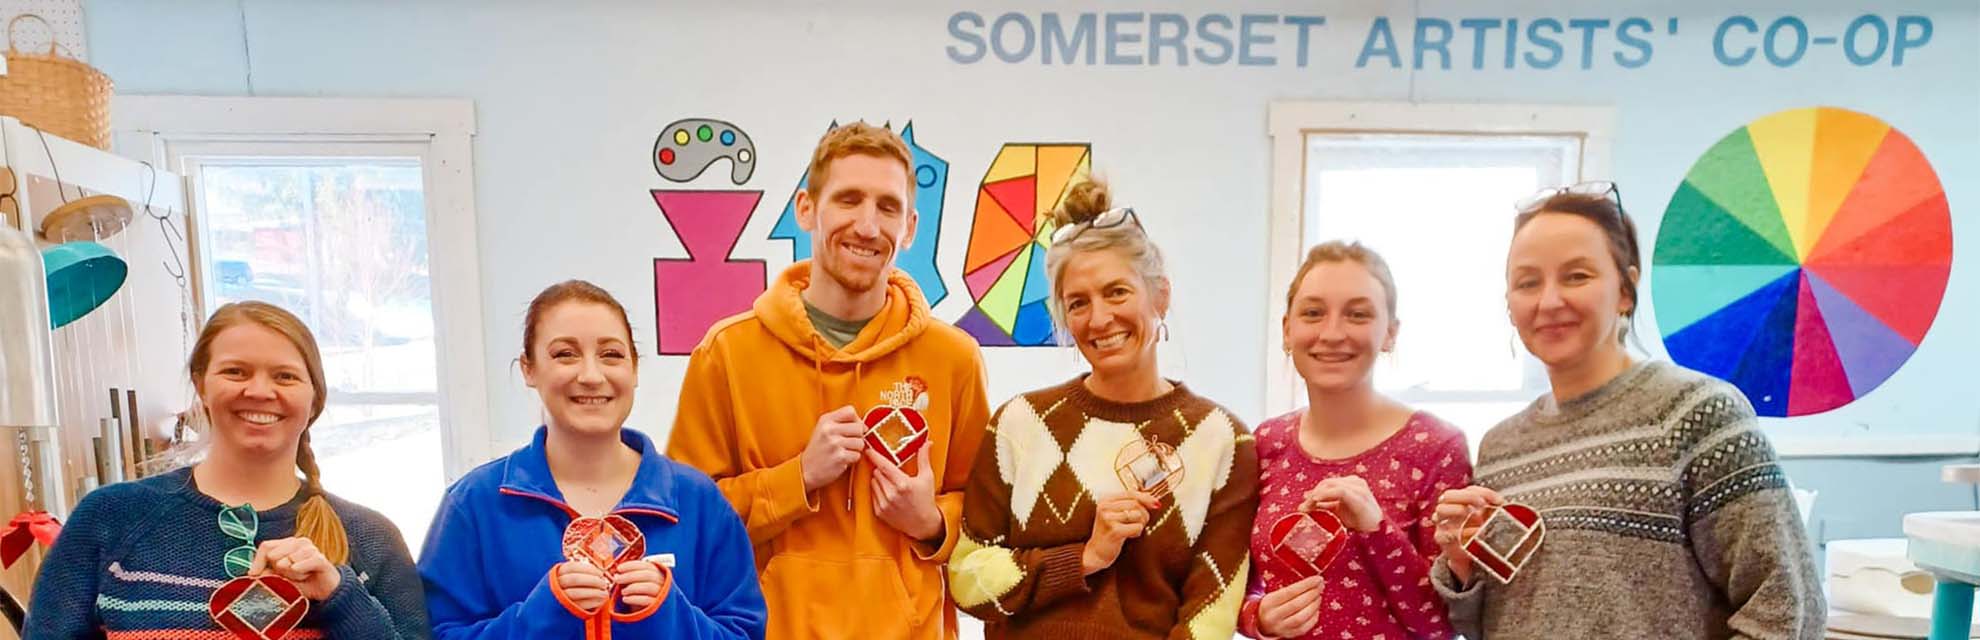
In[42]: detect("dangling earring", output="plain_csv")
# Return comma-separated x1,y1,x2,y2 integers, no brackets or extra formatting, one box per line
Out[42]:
1158,320,1170,342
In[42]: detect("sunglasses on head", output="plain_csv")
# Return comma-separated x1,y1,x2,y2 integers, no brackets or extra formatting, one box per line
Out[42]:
1514,181,1624,216
1050,207,1143,245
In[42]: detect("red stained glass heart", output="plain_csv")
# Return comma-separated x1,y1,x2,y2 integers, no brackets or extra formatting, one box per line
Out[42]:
562,514,646,578
862,405,929,467
1267,510,1348,583
1460,502,1545,584
208,574,308,640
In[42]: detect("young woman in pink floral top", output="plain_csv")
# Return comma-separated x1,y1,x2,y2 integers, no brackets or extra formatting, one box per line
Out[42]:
1239,241,1473,640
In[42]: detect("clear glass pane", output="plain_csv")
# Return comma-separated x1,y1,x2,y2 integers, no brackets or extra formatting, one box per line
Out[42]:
1304,134,1579,396
1414,400,1534,456
199,162,434,394
194,159,440,553
312,403,443,548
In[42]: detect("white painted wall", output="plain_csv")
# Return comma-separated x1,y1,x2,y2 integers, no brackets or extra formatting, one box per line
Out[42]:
80,0,1980,463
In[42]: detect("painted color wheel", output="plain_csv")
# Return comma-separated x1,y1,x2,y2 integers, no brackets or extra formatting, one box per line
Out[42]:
957,143,1092,346
1653,107,1953,417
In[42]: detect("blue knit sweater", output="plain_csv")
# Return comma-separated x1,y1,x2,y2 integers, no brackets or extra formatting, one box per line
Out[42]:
23,466,430,638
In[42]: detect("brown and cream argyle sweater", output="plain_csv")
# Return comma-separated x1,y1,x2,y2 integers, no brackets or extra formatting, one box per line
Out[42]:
948,376,1259,639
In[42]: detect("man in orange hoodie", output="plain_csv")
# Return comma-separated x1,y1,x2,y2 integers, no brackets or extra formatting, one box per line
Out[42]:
667,122,991,639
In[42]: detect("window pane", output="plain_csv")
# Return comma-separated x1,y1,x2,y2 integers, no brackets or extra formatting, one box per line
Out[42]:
1414,400,1534,457
1304,134,1579,396
312,403,442,549
194,158,441,553
200,162,433,394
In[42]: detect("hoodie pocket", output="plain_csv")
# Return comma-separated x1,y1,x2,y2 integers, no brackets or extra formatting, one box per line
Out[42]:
760,554,914,633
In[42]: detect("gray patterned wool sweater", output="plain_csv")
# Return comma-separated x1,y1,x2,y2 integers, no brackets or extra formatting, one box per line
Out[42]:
1431,361,1825,639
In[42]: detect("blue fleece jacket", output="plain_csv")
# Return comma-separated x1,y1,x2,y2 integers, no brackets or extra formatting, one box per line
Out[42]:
418,426,766,640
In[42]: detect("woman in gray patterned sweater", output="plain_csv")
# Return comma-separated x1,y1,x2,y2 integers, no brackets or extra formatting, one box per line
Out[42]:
1428,183,1825,639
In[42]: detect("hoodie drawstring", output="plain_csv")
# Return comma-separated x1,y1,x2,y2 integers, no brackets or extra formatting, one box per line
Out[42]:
845,360,863,511
812,334,827,419
809,335,841,511
813,335,867,512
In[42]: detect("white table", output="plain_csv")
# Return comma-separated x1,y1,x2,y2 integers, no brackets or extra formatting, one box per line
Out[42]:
1906,464,1980,640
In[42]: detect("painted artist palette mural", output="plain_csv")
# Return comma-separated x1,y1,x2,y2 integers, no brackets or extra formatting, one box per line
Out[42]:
649,118,769,355
1654,107,1953,417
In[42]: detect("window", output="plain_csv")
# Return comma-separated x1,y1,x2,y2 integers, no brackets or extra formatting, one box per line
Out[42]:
1265,103,1615,445
1304,134,1577,436
117,97,490,550
189,154,442,545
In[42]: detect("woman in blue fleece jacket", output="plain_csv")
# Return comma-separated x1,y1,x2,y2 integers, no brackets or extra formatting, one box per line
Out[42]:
418,280,766,639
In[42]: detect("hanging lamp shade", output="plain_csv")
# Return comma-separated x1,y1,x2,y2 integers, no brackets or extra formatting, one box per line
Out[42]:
38,194,134,243
41,241,125,328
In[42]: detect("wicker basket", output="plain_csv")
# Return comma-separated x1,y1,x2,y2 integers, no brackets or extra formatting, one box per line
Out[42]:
0,15,112,150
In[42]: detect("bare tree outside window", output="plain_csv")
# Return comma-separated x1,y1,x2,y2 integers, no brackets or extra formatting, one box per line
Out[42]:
194,159,442,549
313,170,429,390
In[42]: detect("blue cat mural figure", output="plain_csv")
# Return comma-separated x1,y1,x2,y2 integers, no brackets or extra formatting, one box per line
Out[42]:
770,122,951,306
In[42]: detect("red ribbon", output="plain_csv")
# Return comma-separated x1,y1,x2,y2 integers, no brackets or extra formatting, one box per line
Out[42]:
1,511,61,568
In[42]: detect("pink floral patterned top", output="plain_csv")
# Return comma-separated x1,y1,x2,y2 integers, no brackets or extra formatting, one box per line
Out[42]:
1239,410,1472,640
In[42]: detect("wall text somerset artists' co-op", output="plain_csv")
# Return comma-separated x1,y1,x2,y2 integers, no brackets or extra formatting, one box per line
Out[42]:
943,12,1935,70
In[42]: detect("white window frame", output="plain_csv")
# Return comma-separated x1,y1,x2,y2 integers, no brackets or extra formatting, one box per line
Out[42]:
1263,101,1617,417
111,96,495,478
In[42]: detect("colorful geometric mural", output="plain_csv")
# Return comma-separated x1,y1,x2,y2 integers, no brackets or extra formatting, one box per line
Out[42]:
955,143,1092,346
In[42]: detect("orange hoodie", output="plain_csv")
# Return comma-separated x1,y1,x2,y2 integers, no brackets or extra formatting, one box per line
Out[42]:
667,262,991,639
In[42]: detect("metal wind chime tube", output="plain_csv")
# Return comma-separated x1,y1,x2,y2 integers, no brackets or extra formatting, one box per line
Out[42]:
0,221,66,518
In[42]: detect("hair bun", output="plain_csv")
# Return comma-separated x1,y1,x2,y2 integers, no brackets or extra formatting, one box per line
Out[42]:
1053,177,1112,227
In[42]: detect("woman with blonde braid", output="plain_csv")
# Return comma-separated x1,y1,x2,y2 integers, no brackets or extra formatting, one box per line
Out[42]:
27,301,428,638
